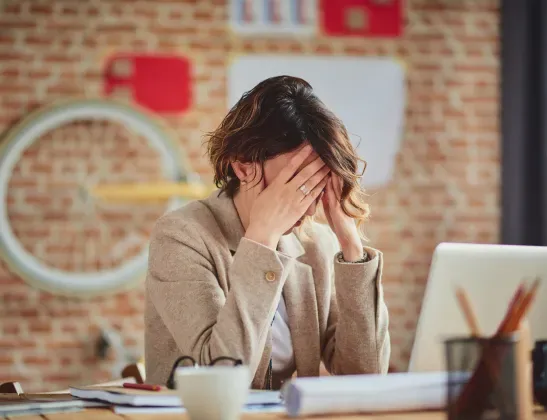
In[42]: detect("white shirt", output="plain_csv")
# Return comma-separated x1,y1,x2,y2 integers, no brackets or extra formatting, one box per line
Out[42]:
271,296,295,372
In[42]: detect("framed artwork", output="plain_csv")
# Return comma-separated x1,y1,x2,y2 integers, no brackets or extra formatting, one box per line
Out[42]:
228,55,406,189
321,0,403,37
104,54,192,115
229,0,318,36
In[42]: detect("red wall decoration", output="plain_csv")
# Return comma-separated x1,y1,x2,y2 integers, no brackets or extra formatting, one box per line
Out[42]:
321,0,403,38
104,54,192,114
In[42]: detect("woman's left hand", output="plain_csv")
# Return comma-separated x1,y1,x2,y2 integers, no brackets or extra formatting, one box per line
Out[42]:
321,174,364,262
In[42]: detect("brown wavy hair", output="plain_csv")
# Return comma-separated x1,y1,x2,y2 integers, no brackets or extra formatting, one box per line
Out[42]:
204,75,370,232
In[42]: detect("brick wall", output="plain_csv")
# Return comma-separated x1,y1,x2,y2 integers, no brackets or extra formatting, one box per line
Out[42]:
0,0,499,391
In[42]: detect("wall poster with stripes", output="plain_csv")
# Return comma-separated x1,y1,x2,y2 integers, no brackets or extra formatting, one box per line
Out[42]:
229,0,318,36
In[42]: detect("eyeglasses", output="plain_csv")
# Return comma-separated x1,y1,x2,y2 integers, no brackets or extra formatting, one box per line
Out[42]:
166,356,243,390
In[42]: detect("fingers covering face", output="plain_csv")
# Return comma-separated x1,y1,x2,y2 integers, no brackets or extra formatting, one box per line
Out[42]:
273,144,314,186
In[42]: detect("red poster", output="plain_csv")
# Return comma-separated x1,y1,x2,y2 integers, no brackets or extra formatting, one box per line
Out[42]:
104,54,192,114
321,0,403,37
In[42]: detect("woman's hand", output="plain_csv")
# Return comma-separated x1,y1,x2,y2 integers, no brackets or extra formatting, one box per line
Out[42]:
245,145,330,249
321,174,364,262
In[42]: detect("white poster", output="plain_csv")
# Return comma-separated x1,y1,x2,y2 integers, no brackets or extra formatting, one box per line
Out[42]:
228,55,406,189
229,0,318,36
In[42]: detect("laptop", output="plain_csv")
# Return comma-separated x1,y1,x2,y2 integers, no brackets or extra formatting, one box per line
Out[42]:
408,242,547,373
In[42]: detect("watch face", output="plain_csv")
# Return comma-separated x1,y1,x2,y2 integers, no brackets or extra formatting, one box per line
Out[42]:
0,99,186,297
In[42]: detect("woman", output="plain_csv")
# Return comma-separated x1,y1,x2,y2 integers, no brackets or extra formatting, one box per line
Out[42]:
145,76,390,390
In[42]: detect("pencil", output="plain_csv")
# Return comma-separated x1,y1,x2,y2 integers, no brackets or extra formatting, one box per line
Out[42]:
454,284,504,407
505,277,541,333
496,281,527,335
123,382,162,392
455,286,481,336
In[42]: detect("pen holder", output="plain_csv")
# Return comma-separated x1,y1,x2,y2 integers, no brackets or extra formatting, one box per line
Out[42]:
445,331,532,420
532,340,547,408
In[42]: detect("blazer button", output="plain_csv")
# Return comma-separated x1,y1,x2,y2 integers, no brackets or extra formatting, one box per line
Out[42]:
265,271,277,282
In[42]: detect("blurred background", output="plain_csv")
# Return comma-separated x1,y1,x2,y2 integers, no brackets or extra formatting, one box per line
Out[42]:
1,0,543,393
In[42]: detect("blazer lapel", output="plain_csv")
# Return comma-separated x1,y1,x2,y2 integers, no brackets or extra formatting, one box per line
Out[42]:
279,234,321,378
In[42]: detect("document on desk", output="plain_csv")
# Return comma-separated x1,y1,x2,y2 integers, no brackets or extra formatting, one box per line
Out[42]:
112,390,284,414
282,371,467,417
0,399,106,417
70,386,282,408
114,404,285,414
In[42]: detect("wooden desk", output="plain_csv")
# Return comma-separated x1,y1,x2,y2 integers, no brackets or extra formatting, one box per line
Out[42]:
3,408,547,420
0,409,444,420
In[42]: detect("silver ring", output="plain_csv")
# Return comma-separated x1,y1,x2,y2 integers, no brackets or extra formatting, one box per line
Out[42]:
299,184,310,196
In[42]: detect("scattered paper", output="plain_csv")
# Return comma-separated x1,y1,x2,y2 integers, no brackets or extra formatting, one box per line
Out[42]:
281,371,468,417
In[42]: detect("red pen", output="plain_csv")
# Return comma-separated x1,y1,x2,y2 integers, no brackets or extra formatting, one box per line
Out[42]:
123,382,162,392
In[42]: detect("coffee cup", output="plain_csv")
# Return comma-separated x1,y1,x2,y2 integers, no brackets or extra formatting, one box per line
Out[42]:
175,364,250,420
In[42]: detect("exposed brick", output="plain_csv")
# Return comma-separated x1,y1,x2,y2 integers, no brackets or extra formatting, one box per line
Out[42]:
82,37,98,48
454,64,497,74
3,3,22,14
61,4,80,16
148,24,195,35
413,62,443,72
45,340,84,350
46,83,83,95
194,9,214,20
135,5,159,19
29,3,53,15
0,356,14,365
19,308,39,317
0,68,21,78
25,69,50,80
60,324,79,334
3,290,29,302
29,321,53,334
0,0,501,391
0,339,36,349
24,35,54,46
0,19,36,29
45,21,86,31
151,0,200,2
408,33,446,42
23,356,51,366
0,34,16,45
43,54,80,64
43,374,81,383
96,23,138,32
0,52,32,62
45,308,90,317
3,323,21,335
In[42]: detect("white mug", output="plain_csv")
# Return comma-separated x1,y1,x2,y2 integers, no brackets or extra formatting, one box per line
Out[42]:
175,364,250,420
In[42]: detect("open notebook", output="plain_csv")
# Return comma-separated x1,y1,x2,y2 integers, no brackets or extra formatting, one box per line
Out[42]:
0,378,137,416
0,397,106,417
69,386,281,408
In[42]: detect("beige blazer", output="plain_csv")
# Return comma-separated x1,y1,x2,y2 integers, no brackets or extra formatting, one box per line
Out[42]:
145,191,390,389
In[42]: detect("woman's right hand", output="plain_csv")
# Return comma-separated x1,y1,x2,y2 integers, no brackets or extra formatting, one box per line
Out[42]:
244,145,330,249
